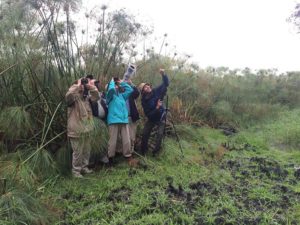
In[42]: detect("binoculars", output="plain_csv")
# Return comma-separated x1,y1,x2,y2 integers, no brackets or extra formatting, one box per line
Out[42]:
123,64,136,81
81,77,89,85
80,78,89,99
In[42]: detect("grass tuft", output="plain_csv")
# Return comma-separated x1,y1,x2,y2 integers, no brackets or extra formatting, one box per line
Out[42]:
0,106,33,140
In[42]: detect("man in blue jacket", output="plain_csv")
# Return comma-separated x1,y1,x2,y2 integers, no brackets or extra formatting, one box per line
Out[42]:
138,69,169,156
106,77,137,166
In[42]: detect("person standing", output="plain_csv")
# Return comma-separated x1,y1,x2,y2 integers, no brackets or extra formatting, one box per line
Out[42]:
106,77,138,166
65,77,99,178
125,79,140,153
138,69,169,156
88,79,109,165
90,79,108,122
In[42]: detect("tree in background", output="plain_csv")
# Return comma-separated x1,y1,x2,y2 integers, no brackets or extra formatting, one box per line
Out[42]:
288,2,300,32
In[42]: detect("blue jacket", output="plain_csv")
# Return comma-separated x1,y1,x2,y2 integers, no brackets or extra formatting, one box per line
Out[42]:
141,74,169,122
106,80,133,125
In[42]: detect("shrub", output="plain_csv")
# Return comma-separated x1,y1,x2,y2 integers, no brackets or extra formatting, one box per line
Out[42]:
211,100,236,126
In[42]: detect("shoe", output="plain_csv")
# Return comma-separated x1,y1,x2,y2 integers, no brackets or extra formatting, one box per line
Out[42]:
82,168,93,174
127,156,139,167
108,157,114,167
72,172,83,178
152,150,161,157
100,155,109,164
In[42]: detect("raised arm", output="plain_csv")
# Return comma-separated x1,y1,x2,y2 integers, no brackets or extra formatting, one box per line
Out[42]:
106,80,116,104
154,69,169,98
130,86,140,99
120,82,133,100
65,84,81,107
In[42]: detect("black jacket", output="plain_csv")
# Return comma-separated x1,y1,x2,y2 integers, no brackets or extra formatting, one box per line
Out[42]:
90,92,108,121
128,86,140,122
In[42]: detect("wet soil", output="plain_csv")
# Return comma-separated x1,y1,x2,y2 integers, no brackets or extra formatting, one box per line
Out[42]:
58,145,300,224
160,155,300,224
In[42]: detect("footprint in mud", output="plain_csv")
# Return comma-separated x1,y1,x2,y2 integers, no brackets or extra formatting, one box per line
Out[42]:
189,181,212,192
239,217,262,225
222,159,241,171
218,125,238,136
294,168,300,179
222,142,257,152
250,157,289,180
271,184,300,208
188,181,216,200
223,157,289,181
107,186,132,203
164,177,197,210
243,143,257,151
194,215,207,224
165,179,187,200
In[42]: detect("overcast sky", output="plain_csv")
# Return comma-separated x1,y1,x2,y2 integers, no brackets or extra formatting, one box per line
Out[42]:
85,0,300,72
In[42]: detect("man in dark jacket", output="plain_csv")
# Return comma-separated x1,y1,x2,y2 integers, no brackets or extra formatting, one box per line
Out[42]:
126,79,140,153
138,69,169,156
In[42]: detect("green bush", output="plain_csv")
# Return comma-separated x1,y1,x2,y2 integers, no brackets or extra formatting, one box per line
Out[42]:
211,100,236,125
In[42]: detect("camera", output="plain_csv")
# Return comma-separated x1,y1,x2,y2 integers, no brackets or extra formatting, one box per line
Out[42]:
113,77,120,84
123,64,136,81
113,77,125,93
81,78,89,99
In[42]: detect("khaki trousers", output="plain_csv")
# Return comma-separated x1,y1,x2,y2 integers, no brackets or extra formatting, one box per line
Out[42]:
70,136,91,174
116,117,137,153
108,124,131,158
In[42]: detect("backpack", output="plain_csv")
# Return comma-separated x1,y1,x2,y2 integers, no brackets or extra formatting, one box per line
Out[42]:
90,96,108,121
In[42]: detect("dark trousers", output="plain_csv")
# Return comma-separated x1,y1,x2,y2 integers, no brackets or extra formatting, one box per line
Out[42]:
141,120,166,155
